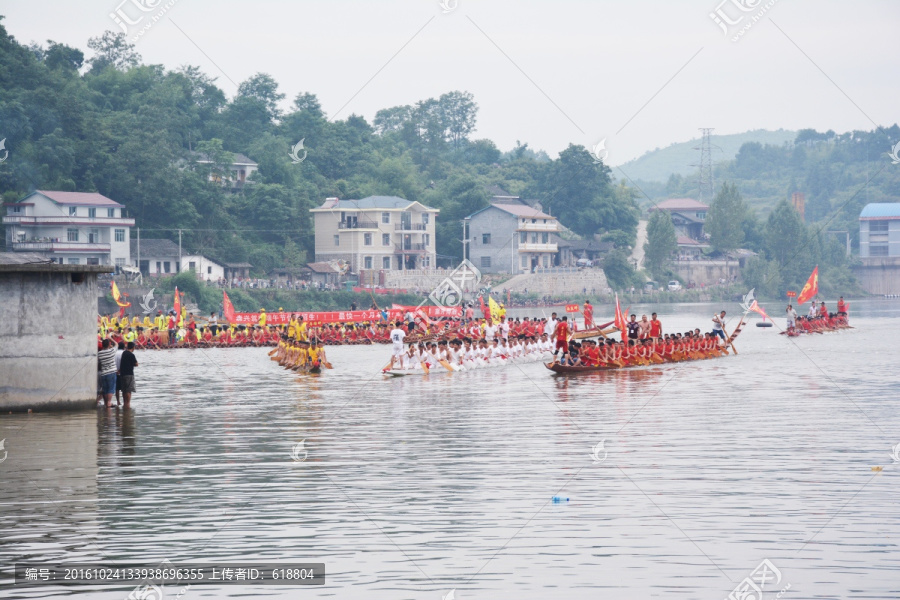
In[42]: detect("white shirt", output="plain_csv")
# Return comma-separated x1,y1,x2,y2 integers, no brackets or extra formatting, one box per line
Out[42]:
544,319,557,336
390,328,406,346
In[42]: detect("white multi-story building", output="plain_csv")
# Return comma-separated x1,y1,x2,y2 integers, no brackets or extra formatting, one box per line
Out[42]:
3,190,134,267
311,196,439,273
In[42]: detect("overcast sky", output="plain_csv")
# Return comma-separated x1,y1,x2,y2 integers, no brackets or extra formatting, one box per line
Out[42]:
4,1,898,164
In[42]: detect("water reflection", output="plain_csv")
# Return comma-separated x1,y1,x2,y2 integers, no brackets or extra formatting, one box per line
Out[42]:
0,301,898,599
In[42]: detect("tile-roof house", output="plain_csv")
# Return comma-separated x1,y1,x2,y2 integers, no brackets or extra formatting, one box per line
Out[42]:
648,198,709,240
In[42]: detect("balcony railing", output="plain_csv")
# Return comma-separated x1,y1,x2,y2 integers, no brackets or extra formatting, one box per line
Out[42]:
395,223,427,231
10,241,111,252
517,222,558,232
519,242,558,252
337,220,378,230
3,215,135,226
395,243,427,253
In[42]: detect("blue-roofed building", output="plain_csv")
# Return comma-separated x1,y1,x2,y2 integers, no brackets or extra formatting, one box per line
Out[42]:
859,203,900,258
854,203,900,295
310,196,439,274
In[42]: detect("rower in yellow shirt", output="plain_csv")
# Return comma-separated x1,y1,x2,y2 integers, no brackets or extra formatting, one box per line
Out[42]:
258,308,267,328
287,315,297,339
295,316,308,342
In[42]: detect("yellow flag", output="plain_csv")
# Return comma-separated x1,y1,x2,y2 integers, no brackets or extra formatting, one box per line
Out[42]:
488,296,501,324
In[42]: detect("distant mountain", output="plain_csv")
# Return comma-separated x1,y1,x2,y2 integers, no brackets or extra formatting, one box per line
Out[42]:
617,129,797,183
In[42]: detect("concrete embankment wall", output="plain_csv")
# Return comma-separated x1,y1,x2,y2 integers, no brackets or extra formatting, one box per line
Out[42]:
671,260,740,286
496,270,612,296
0,270,101,411
853,258,900,295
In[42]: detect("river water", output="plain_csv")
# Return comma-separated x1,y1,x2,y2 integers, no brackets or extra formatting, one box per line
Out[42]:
1,299,898,599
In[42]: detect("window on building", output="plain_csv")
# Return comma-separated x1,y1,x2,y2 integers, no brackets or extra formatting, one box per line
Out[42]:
422,213,429,225
189,261,197,270
382,212,390,224
67,258,80,265
424,234,430,246
69,207,77,216
108,208,116,217
114,229,125,242
870,244,889,256
522,255,528,268
334,235,340,246
382,233,390,246
542,232,549,243
9,205,21,213
67,228,79,242
543,255,549,267
697,212,707,219
88,208,96,218
870,220,889,233
163,261,171,273
364,256,373,269
531,233,537,243
520,232,526,243
364,233,372,246
482,233,491,244
481,256,491,268
156,261,161,273
382,256,391,269
207,266,213,274
114,258,125,267
532,219,537,224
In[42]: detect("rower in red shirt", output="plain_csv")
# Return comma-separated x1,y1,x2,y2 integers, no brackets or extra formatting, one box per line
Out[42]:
649,313,662,340
552,316,570,361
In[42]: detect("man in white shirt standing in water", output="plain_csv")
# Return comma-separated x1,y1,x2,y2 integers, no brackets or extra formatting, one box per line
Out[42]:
388,321,406,370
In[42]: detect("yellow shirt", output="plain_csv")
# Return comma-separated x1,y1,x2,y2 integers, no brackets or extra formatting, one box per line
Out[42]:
259,312,267,327
295,322,307,341
287,319,296,338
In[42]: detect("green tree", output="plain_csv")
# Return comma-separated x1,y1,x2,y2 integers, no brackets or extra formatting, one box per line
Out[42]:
529,144,637,239
86,31,140,72
643,210,677,279
706,182,746,253
601,249,638,290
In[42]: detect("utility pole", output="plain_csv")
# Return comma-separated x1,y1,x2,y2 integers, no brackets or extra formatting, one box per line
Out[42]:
461,219,468,263
693,128,719,204
178,229,182,273
137,227,140,272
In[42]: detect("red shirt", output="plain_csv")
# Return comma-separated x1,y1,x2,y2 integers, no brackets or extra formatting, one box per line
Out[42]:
555,322,568,339
649,319,661,337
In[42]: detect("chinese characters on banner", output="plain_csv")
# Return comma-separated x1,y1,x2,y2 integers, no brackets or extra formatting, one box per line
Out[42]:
230,306,461,326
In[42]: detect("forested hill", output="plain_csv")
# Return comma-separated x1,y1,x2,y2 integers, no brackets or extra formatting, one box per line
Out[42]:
0,22,639,272
617,129,796,182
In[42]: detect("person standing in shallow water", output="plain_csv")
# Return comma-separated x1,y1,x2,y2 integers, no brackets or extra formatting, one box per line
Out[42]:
97,339,117,407
118,342,139,406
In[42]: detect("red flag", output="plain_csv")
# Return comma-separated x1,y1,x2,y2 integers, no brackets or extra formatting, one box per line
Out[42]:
479,295,489,321
173,286,181,321
796,266,819,305
614,293,627,341
223,290,235,323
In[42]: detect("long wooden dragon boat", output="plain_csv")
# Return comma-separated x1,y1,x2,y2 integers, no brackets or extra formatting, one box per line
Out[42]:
546,317,746,374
